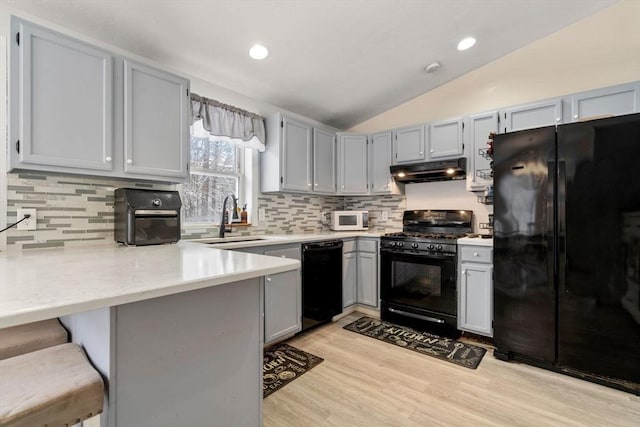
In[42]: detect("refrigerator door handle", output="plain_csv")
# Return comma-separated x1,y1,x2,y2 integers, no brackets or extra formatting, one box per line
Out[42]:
558,160,567,294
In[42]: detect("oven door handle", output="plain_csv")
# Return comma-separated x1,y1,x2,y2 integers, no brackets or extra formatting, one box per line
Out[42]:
379,249,454,259
387,307,445,324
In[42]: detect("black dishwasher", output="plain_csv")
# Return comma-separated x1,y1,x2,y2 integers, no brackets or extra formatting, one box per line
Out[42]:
301,240,343,331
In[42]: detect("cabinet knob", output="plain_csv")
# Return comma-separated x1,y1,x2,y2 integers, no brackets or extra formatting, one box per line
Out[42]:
430,149,434,153
105,156,112,162
462,270,467,275
314,183,318,186
266,277,272,282
573,114,579,119
473,252,479,256
127,159,133,164
420,151,424,155
555,117,561,122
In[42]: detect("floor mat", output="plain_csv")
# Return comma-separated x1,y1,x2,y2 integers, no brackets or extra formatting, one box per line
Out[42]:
344,316,486,369
263,343,324,398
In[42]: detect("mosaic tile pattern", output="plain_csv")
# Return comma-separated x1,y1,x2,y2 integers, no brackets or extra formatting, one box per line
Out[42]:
5,171,173,250
5,171,406,250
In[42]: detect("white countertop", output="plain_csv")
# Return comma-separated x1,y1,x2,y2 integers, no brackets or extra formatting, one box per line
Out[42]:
0,241,300,329
458,236,494,246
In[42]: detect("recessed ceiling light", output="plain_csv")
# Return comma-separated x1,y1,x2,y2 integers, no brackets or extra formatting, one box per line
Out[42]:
249,44,268,60
457,36,476,51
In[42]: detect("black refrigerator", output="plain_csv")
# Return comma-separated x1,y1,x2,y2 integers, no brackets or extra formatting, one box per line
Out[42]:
493,113,640,394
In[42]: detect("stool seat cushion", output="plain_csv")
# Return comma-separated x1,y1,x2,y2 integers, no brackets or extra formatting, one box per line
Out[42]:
0,343,104,427
0,319,68,360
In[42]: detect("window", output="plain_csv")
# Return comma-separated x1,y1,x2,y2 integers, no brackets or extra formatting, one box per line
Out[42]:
182,119,245,224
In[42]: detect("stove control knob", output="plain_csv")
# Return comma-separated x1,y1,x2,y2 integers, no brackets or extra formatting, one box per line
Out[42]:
389,242,396,247
411,243,419,249
428,244,435,250
397,242,404,247
436,245,443,251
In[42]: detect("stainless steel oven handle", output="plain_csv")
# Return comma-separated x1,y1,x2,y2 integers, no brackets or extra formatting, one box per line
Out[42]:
387,307,445,324
134,210,177,216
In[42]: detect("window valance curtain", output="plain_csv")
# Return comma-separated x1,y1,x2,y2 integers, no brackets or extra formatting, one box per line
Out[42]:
190,93,266,152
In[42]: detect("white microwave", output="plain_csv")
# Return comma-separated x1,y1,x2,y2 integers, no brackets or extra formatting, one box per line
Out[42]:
330,210,369,231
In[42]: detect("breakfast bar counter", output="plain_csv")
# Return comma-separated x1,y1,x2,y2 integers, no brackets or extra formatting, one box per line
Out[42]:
0,241,299,426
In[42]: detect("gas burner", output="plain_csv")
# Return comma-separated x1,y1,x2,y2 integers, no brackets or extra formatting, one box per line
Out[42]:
383,231,471,241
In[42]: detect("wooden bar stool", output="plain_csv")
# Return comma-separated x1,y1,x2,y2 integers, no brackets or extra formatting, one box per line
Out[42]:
0,319,69,360
0,343,104,427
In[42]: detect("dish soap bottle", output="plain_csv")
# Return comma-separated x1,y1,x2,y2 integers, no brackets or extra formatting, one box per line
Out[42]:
241,204,248,224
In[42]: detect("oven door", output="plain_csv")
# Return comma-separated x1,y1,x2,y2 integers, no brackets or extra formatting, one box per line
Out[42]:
380,248,458,319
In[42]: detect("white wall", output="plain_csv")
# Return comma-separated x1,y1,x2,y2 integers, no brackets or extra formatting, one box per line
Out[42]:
348,1,640,133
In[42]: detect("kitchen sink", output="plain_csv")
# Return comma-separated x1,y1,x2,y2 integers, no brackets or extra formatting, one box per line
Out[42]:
192,236,268,244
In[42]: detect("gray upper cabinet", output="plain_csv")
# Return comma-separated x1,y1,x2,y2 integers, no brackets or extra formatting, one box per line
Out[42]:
570,82,640,122
466,111,499,192
123,60,189,179
8,17,190,183
282,117,313,192
502,98,562,133
337,133,369,195
369,131,401,194
10,18,114,172
393,125,425,164
428,117,464,159
312,127,336,193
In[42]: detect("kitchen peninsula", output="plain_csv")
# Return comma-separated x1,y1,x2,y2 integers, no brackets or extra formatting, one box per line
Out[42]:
0,241,300,426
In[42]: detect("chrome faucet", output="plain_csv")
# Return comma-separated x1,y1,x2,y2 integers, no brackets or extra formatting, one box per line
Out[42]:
218,195,239,238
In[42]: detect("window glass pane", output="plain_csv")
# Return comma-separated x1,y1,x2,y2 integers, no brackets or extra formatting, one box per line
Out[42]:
190,137,237,173
182,174,238,223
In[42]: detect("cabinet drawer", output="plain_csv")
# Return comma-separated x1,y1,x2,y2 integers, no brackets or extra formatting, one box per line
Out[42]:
460,246,493,263
264,246,301,261
357,239,377,253
342,239,357,253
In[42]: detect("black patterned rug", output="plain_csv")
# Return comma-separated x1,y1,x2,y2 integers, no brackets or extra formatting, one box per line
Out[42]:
344,316,486,369
263,344,324,398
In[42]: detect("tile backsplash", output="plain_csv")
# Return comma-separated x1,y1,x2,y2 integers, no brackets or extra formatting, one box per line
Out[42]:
5,171,406,250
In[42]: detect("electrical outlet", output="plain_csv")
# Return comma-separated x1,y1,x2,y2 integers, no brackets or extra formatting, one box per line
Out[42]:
320,211,328,224
258,208,266,222
17,208,37,231
381,210,389,222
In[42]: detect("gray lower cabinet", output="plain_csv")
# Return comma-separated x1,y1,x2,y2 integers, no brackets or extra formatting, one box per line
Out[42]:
342,239,357,308
342,238,379,309
262,246,302,344
458,244,493,337
9,16,190,183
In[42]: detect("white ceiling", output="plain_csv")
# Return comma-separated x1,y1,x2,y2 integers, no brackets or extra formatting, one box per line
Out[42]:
3,0,618,129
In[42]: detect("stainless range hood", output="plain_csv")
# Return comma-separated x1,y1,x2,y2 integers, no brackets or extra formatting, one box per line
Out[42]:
390,158,466,183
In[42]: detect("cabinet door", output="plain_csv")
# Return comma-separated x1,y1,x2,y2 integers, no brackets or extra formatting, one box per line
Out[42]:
369,131,398,194
357,252,378,307
393,125,425,164
428,118,463,159
459,262,493,337
467,111,498,192
263,246,302,344
502,99,562,133
570,82,640,122
282,118,313,192
312,128,336,193
123,60,189,179
337,134,369,194
343,251,357,308
13,19,114,171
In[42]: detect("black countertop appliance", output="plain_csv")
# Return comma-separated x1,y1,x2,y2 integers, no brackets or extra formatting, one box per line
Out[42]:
493,113,640,394
114,188,182,246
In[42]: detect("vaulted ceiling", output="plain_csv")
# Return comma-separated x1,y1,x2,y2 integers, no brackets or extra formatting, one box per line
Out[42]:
2,0,618,129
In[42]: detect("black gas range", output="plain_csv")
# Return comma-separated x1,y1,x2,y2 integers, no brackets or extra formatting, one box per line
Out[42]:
380,210,473,337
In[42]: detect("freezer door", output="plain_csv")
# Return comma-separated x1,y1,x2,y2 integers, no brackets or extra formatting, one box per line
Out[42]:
557,113,640,383
493,126,556,363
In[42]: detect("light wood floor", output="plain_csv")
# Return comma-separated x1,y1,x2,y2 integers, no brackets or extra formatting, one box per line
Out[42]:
263,313,640,427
